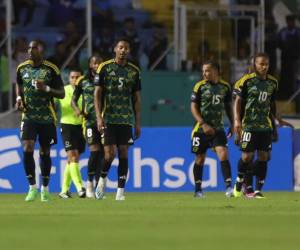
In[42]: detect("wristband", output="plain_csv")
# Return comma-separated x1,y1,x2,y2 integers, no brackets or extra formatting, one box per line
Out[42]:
16,96,22,102
45,86,51,92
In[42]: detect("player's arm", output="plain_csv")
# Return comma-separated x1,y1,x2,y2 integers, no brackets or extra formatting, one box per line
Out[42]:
94,66,105,132
224,86,234,137
190,89,215,135
35,67,65,99
15,68,25,111
233,92,243,140
71,80,84,118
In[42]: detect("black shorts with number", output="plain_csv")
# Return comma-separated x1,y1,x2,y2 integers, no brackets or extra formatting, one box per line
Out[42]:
239,130,272,152
85,125,102,146
20,120,57,146
191,130,227,154
61,124,85,153
103,124,134,146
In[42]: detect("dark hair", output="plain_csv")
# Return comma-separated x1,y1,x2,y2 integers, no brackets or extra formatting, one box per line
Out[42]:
68,66,83,75
32,39,46,50
286,14,296,22
253,52,269,63
114,37,131,48
88,53,103,64
202,60,220,73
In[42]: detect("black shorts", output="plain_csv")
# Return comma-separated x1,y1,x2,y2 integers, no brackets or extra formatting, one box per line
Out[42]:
239,130,272,152
103,124,134,146
85,125,102,146
191,130,227,154
20,120,57,146
61,124,85,153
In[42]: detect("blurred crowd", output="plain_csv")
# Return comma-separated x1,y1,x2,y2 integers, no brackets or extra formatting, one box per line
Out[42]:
1,0,300,113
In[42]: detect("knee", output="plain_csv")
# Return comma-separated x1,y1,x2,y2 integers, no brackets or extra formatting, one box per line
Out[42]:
23,143,34,152
39,147,50,156
104,152,115,163
242,154,253,163
195,155,205,165
68,150,79,163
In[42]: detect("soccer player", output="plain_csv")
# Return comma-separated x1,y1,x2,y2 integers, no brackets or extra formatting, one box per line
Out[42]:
233,52,278,199
94,38,141,201
190,61,233,198
15,40,65,202
57,68,86,199
72,55,104,198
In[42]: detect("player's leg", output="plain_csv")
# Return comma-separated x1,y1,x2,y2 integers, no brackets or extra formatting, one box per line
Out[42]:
191,132,208,198
213,131,233,197
38,123,57,202
116,145,129,200
86,126,103,198
114,125,134,201
21,121,38,201
67,149,86,198
87,144,101,198
95,144,116,199
254,132,272,198
193,153,206,198
215,146,233,197
233,131,255,197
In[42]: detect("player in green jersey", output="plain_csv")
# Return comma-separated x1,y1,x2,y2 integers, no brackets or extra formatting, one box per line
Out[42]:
15,40,65,202
191,61,234,198
233,53,278,199
233,57,294,198
94,38,141,201
57,68,86,199
72,55,104,198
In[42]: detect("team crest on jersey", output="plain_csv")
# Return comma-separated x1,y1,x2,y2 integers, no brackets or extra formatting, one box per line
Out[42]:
109,71,116,76
241,142,248,149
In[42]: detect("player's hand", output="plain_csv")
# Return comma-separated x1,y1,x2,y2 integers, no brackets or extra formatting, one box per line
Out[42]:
202,123,215,136
234,119,242,139
272,127,279,142
226,127,233,139
277,118,294,128
134,123,141,140
15,97,24,111
97,117,105,133
34,80,49,92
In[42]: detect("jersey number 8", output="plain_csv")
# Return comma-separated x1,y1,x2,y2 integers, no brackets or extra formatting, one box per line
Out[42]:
87,128,93,138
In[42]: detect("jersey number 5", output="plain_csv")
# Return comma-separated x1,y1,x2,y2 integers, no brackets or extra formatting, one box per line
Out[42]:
118,77,124,89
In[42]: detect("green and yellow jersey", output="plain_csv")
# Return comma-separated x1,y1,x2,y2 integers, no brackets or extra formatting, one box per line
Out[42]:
233,72,278,131
191,79,231,132
16,60,64,124
94,59,141,126
57,84,82,125
73,73,96,127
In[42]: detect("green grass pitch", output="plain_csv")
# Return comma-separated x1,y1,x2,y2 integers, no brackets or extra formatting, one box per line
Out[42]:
0,192,300,250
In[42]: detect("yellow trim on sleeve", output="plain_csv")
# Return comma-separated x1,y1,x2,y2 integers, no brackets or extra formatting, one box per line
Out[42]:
16,60,33,72
234,73,256,90
49,102,57,123
43,60,60,75
75,75,84,86
193,80,206,92
96,59,114,74
128,62,141,73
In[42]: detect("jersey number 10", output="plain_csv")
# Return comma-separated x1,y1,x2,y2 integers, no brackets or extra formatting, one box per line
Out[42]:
258,91,268,102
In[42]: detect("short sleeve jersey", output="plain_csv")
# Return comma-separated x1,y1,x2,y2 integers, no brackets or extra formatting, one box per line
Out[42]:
191,79,231,131
16,60,64,124
233,73,278,131
57,84,82,125
94,59,141,126
73,73,96,127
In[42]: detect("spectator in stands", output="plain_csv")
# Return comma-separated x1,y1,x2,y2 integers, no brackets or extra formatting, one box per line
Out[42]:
47,0,76,26
277,14,300,99
94,24,115,60
11,37,28,91
230,44,250,83
0,46,9,112
120,17,141,65
145,24,168,70
47,40,68,68
92,0,114,34
12,0,36,26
